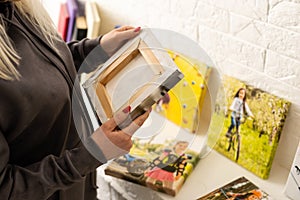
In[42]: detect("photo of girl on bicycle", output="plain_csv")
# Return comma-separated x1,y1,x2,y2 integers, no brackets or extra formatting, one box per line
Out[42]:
208,75,290,179
226,88,255,139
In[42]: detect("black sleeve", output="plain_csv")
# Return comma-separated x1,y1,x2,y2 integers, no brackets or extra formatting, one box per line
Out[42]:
0,131,102,200
67,37,109,73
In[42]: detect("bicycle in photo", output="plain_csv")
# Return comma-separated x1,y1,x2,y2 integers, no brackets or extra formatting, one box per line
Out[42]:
226,116,245,162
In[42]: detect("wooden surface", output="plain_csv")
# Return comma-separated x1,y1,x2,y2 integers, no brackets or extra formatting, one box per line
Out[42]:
96,83,113,118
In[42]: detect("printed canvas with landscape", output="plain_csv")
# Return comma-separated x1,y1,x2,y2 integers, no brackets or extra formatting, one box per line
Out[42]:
207,75,290,179
104,53,211,196
197,176,271,200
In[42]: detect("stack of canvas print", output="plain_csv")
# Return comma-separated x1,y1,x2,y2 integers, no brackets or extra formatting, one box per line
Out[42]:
207,75,290,179
104,52,212,196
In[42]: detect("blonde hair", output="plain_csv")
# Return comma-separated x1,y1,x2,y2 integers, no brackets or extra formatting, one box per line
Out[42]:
0,0,60,80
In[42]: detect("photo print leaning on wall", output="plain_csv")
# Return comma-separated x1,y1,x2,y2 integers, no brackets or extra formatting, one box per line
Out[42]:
207,75,290,179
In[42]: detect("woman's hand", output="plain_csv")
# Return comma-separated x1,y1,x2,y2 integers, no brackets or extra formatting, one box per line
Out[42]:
90,106,150,162
100,26,141,56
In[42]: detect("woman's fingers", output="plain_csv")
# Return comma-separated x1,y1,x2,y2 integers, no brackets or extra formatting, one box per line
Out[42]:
89,108,151,162
100,26,141,56
116,26,141,41
101,106,131,132
122,109,151,136
115,26,135,31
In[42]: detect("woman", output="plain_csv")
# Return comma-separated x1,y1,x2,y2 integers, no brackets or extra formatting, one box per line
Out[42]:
0,0,149,199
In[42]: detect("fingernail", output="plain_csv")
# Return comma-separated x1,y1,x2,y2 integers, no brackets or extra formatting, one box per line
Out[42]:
145,107,152,112
134,27,141,32
122,106,131,113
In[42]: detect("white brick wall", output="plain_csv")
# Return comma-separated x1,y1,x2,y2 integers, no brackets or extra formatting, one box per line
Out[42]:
269,0,300,33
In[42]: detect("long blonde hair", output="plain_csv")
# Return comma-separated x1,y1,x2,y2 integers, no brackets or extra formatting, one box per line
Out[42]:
0,0,60,80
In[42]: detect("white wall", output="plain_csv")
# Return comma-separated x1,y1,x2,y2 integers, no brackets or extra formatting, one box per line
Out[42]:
94,0,300,171
41,0,63,27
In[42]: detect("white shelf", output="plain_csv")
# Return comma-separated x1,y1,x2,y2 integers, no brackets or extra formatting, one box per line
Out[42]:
97,149,291,200
158,149,290,200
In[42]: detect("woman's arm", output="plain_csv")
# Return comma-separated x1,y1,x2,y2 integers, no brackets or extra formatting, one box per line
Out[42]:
67,36,109,72
0,131,102,200
0,107,150,199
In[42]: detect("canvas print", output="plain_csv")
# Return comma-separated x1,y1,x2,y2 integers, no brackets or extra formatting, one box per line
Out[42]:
154,51,211,133
207,75,290,179
82,29,183,127
104,53,211,196
104,112,204,196
197,177,272,200
284,141,300,200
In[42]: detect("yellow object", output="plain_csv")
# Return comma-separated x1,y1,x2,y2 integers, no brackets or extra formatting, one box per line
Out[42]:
154,51,211,133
